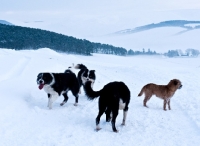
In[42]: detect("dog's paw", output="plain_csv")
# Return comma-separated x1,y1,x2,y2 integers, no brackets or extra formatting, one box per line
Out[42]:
121,123,125,126
74,103,78,106
106,117,111,122
95,128,102,132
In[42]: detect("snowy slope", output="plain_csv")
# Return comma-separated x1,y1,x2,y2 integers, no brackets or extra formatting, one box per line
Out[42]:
88,27,200,53
0,48,200,146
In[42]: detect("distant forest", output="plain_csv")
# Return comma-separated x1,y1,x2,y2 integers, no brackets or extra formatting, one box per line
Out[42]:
1,23,198,57
0,24,128,56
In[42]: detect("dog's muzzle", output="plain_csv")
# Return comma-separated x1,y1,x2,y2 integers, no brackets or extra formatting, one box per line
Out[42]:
37,79,44,85
37,79,45,90
179,85,182,89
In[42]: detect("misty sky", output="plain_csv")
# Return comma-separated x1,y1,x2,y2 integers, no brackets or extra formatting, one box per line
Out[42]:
1,0,200,38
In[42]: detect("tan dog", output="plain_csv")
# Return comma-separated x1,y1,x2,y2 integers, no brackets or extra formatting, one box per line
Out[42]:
138,79,182,111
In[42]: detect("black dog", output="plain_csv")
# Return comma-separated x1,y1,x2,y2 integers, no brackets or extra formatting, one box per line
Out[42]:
74,64,96,93
84,81,130,132
36,69,79,109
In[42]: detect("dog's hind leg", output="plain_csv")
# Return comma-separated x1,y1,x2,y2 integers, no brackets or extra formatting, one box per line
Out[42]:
60,93,69,106
111,109,119,132
143,96,150,108
163,99,167,111
105,108,112,122
96,103,106,131
71,88,79,106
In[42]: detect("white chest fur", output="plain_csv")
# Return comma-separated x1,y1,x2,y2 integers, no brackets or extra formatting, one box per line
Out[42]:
119,99,126,110
44,85,58,96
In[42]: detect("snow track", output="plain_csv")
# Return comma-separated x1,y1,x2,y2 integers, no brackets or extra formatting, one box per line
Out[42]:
0,57,30,82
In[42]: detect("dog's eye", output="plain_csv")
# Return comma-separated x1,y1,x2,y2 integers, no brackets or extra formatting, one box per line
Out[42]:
174,81,177,85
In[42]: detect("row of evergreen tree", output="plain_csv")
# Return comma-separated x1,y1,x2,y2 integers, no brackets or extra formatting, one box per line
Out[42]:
0,24,128,56
2,23,198,57
164,49,200,57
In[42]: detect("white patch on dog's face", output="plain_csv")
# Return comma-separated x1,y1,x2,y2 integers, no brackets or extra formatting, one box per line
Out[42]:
37,73,44,84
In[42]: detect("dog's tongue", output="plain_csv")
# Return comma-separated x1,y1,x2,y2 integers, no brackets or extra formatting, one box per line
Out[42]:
38,84,44,90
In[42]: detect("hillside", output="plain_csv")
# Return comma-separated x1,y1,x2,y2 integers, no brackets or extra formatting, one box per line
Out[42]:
112,20,200,35
0,24,127,56
88,20,200,53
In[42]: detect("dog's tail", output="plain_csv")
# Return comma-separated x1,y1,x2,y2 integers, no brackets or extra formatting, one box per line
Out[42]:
64,66,74,74
138,86,145,97
74,64,87,70
84,81,101,100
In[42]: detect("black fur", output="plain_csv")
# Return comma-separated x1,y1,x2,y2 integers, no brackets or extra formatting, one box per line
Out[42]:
84,81,130,132
36,69,80,109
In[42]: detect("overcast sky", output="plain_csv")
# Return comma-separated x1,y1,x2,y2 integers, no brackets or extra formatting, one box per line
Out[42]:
1,0,200,37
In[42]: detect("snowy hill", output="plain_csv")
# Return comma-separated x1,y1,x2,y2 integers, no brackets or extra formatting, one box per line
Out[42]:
112,20,200,35
0,48,200,146
88,22,200,53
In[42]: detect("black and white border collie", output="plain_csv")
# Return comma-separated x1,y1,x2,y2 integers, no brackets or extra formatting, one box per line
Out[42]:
36,69,79,109
84,81,131,133
74,64,96,93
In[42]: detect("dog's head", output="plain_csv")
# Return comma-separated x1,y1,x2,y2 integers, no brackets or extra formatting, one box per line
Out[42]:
168,79,182,90
82,69,96,84
36,73,54,90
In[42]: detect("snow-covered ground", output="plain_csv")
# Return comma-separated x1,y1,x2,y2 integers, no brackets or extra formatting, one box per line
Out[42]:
0,48,200,146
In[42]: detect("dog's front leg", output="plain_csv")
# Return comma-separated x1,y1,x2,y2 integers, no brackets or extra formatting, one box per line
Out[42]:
167,99,171,110
74,95,79,106
47,94,51,108
122,111,128,125
49,93,59,109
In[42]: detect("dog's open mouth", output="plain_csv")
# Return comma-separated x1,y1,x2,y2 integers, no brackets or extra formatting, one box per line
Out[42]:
38,84,45,90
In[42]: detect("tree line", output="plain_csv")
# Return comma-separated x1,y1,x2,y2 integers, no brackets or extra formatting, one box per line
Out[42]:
2,23,197,57
164,49,200,57
0,24,127,56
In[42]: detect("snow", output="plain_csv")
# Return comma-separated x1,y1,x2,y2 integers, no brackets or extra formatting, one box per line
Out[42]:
0,48,200,146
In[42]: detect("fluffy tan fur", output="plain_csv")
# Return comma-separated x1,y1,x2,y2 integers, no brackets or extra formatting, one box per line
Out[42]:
138,79,182,111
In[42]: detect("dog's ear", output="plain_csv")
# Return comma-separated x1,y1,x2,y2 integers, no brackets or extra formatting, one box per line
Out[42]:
37,73,42,77
174,80,178,85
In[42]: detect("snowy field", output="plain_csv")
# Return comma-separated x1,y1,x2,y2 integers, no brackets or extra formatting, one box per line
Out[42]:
0,48,200,146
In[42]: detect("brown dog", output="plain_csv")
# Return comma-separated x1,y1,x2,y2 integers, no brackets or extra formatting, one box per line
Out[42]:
138,79,182,110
